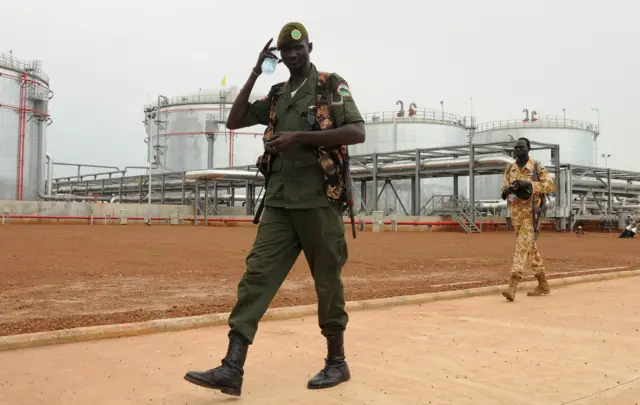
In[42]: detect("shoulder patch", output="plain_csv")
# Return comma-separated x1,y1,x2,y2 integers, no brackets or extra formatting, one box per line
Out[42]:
336,82,351,97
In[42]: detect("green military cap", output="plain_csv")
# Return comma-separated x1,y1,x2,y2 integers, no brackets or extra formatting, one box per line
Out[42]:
277,22,308,49
515,184,533,200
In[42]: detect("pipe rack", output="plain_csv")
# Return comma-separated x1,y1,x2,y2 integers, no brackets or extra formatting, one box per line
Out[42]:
39,140,640,231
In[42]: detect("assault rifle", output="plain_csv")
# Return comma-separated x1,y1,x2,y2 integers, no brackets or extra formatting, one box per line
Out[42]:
532,161,545,242
343,158,357,239
252,152,271,225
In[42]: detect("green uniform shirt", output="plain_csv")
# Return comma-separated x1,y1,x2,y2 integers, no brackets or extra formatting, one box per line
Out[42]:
246,64,364,209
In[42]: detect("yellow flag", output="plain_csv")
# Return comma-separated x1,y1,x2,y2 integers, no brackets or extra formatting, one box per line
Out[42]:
221,76,227,87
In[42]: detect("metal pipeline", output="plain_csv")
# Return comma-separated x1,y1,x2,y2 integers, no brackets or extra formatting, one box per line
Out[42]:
4,214,196,222
474,196,640,212
54,170,126,182
54,166,149,183
572,179,640,193
113,192,251,203
53,155,640,204
347,155,639,196
184,169,263,181
53,162,120,171
45,153,53,194
350,155,515,174
124,165,148,172
36,120,99,201
2,214,506,228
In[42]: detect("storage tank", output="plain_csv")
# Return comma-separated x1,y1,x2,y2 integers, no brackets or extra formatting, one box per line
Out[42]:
352,101,475,215
0,52,52,201
144,86,267,174
471,112,598,201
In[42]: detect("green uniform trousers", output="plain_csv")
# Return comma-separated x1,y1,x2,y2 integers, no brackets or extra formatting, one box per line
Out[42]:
228,203,349,344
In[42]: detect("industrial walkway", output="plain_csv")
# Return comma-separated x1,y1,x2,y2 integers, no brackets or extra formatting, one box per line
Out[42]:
1,277,640,405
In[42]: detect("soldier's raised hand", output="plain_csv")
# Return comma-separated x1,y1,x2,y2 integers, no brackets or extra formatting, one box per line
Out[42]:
254,39,279,74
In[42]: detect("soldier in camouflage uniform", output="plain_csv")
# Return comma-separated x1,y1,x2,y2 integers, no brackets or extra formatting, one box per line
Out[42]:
500,138,556,301
183,22,366,396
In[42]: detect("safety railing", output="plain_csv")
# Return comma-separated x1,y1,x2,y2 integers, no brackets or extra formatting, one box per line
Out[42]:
0,52,49,83
422,194,481,232
422,195,461,216
362,108,472,127
144,91,266,110
476,118,599,134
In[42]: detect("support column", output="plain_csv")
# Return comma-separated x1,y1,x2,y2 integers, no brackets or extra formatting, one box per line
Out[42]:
161,173,165,204
213,181,218,214
413,149,420,216
372,153,378,212
557,168,567,231
181,173,186,205
194,182,199,226
553,144,562,231
607,169,612,215
204,180,209,226
207,135,215,169
453,175,459,197
469,145,475,224
567,164,573,230
360,180,367,213
244,180,253,215
411,177,417,215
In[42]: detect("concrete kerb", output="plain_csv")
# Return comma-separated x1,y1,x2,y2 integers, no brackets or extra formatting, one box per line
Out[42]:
2,269,639,352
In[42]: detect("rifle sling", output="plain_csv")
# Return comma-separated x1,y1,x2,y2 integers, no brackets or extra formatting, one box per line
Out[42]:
532,161,545,240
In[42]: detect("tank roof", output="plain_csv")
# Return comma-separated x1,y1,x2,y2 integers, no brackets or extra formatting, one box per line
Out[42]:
476,117,599,136
0,52,49,84
363,107,475,129
144,86,266,110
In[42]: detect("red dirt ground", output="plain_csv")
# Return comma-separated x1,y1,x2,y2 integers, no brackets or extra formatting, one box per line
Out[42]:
1,225,638,336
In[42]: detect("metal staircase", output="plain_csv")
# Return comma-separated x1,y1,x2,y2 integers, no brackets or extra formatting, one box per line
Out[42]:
423,195,482,233
198,197,219,217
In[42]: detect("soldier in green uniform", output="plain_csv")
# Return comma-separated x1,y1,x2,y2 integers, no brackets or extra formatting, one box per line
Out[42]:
183,22,365,396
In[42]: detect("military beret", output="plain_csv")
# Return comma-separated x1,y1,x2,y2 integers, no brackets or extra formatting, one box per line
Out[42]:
515,184,533,200
277,22,308,49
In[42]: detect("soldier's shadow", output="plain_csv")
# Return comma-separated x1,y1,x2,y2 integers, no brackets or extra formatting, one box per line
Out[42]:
176,393,241,404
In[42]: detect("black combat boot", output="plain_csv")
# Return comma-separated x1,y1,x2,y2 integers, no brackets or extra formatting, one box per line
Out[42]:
307,333,351,389
183,332,249,396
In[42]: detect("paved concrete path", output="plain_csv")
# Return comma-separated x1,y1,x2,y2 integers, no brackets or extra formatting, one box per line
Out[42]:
2,277,640,405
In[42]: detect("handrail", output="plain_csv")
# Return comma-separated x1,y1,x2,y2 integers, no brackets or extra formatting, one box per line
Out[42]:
144,91,266,109
362,109,472,127
0,52,49,84
475,117,599,135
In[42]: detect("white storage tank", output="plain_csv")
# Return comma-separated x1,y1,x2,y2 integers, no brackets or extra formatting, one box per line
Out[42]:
352,102,474,214
0,52,52,201
471,112,598,201
144,86,266,174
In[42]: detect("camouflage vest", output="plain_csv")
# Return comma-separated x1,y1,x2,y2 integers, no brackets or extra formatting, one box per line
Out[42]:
257,71,350,209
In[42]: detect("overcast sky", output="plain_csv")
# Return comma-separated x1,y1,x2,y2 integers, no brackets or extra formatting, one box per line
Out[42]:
1,0,637,178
